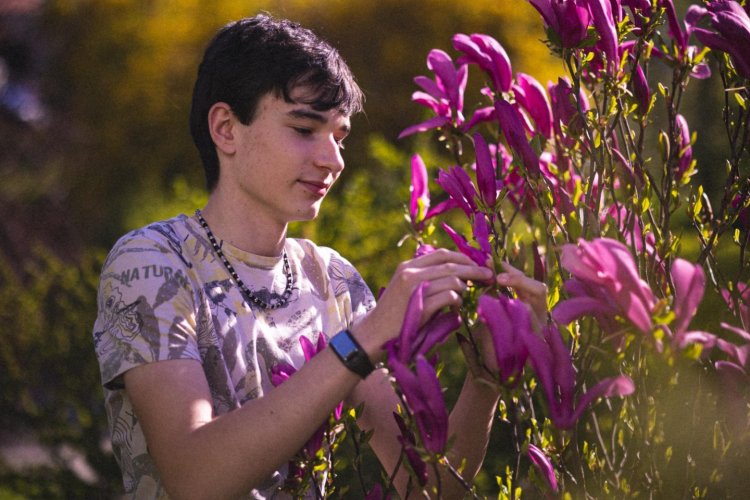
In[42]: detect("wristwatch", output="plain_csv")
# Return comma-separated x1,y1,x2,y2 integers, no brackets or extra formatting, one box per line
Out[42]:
329,329,375,379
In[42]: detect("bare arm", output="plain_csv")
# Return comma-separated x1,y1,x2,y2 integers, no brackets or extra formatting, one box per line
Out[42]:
124,349,362,499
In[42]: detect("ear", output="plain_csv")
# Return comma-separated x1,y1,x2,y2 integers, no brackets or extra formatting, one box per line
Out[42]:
208,102,238,156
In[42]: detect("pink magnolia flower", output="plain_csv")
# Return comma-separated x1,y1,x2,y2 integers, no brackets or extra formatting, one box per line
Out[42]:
525,324,636,429
390,355,449,455
414,243,437,258
399,49,468,138
435,165,479,217
663,0,689,54
477,294,531,385
552,238,657,335
495,98,541,176
385,281,462,364
674,114,694,182
392,412,428,486
453,33,513,93
631,59,650,113
442,220,492,268
407,155,456,231
665,258,716,351
527,0,592,49
528,444,559,493
585,0,620,70
473,133,498,209
409,154,430,232
513,72,554,139
687,0,750,79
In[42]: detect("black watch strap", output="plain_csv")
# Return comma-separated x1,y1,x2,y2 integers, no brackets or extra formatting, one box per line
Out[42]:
329,329,375,379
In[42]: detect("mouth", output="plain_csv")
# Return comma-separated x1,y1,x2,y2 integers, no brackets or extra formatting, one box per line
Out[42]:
298,180,331,197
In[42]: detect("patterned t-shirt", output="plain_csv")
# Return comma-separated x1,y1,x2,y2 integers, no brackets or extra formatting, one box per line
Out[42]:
93,214,375,499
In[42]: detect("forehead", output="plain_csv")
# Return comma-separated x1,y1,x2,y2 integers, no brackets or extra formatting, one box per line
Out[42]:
262,88,351,129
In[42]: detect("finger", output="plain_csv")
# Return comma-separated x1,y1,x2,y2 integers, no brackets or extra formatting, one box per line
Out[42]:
422,289,463,319
497,262,547,297
408,248,482,269
417,261,494,284
424,276,467,297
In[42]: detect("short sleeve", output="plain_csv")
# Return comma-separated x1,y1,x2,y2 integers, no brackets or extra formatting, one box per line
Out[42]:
92,229,202,390
320,247,376,325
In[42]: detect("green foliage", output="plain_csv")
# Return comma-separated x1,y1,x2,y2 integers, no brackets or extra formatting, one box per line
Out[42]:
0,247,122,496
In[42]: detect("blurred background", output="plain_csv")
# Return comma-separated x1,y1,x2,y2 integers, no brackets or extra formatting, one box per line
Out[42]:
0,0,726,497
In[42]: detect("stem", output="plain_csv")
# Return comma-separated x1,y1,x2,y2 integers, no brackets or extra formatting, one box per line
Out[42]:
443,457,481,499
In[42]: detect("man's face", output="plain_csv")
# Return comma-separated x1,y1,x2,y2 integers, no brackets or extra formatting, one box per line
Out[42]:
223,88,351,226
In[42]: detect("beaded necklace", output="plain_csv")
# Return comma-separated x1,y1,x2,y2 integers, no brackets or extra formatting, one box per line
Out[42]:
195,209,294,310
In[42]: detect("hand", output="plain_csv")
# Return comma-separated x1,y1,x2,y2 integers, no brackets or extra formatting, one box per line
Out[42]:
354,249,494,358
496,261,548,332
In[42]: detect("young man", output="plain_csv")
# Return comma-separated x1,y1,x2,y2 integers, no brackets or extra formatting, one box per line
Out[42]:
93,14,545,499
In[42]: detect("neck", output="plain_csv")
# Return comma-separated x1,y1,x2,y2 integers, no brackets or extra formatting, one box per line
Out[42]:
200,193,287,257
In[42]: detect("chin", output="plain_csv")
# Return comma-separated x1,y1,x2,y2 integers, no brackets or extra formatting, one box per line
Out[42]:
291,207,322,222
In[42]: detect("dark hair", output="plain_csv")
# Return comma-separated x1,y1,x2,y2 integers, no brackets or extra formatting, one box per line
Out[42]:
189,14,364,191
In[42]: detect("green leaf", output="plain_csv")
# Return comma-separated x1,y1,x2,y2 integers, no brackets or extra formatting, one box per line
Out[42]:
734,91,747,110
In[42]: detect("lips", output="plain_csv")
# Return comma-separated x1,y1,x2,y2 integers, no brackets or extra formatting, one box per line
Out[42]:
298,179,330,197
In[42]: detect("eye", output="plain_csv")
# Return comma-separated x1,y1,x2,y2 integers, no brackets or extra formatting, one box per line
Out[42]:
293,127,313,137
335,137,346,150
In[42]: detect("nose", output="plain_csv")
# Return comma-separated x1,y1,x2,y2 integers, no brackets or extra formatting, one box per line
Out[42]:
314,135,345,174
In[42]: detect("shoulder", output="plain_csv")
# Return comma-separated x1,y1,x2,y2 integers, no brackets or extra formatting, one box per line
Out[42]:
102,214,198,274
289,238,375,310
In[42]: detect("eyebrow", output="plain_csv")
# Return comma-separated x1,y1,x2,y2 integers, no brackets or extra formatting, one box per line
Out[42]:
287,108,351,133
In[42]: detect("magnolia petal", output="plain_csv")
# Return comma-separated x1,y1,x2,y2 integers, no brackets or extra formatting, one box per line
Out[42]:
473,133,497,207
671,258,705,335
410,154,430,222
570,375,636,426
494,99,540,175
546,325,577,417
415,310,462,358
675,330,717,351
514,72,553,139
414,75,446,100
442,222,489,266
523,330,560,418
470,33,513,92
586,0,620,69
551,296,617,324
398,281,428,362
424,198,460,220
663,0,687,52
472,215,493,256
398,116,450,139
528,444,559,492
462,106,496,131
414,356,449,454
477,294,530,383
